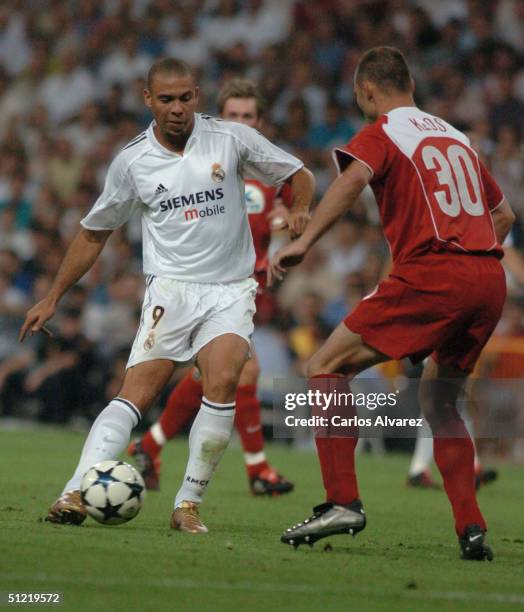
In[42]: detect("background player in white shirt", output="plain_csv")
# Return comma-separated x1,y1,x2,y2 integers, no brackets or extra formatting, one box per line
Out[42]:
19,58,315,533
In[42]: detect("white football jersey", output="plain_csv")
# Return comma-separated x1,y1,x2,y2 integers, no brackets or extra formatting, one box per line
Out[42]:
81,114,303,282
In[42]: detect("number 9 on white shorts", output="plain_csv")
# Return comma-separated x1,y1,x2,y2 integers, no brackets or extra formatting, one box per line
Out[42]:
126,276,258,368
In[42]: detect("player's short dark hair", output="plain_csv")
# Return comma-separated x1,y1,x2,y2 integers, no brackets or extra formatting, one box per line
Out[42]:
146,58,194,90
355,47,412,93
217,78,266,117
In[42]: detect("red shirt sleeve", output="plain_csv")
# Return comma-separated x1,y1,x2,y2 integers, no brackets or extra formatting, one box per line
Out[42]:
333,121,391,180
478,158,504,211
276,182,293,207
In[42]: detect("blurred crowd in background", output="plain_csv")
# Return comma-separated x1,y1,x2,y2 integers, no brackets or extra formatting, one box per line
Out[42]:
1,0,524,457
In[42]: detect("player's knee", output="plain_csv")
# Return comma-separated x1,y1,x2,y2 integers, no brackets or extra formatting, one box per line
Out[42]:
306,357,332,378
305,358,322,378
418,386,448,433
306,354,347,378
239,359,260,386
417,387,436,424
306,350,362,380
205,368,239,402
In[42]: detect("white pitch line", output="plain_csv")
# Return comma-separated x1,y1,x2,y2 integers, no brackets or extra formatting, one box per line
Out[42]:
1,573,337,595
2,573,524,604
420,591,524,605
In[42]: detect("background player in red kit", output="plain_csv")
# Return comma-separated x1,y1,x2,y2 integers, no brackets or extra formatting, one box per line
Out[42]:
129,79,308,495
270,47,515,560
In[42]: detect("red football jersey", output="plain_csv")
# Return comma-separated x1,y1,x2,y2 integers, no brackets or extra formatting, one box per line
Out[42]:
245,179,292,285
334,107,504,265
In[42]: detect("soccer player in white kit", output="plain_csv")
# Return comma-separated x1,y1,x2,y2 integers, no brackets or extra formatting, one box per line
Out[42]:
20,58,315,533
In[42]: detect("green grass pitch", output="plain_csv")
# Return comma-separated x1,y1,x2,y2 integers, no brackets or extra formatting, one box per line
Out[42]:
1,428,523,611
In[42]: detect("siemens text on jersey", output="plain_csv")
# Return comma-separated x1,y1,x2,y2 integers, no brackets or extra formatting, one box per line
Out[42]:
159,188,224,212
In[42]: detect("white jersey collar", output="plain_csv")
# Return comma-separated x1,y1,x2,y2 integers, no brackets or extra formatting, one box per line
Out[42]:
147,113,201,156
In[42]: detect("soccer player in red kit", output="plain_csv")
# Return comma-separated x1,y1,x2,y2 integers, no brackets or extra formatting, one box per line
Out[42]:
128,79,303,495
270,47,515,560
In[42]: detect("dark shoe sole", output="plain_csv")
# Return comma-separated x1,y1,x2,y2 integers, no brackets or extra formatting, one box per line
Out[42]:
281,518,366,549
251,482,294,497
461,543,494,561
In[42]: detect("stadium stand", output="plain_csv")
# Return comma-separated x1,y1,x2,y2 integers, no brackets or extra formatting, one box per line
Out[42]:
1,0,523,459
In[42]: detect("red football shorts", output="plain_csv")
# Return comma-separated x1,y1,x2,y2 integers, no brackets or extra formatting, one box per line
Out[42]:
345,253,506,373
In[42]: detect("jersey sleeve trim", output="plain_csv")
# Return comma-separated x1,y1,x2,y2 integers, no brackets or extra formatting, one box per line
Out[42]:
332,148,374,178
277,162,304,184
79,220,115,231
489,196,505,213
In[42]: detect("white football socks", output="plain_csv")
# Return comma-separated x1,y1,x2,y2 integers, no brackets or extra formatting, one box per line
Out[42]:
244,451,267,466
174,397,235,508
150,422,167,447
62,398,141,494
408,417,434,476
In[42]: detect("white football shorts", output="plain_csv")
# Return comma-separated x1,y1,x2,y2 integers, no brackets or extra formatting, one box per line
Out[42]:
126,276,258,368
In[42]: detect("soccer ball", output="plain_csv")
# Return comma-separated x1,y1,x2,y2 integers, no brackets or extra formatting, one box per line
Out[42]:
80,460,146,525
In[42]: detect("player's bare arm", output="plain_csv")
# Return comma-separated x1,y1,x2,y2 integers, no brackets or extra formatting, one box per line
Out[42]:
269,160,370,284
285,167,315,238
19,228,112,341
491,199,515,245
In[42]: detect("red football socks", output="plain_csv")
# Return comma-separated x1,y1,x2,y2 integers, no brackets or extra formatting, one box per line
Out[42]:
140,430,162,459
433,427,486,535
311,375,359,506
141,370,203,458
235,384,269,479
